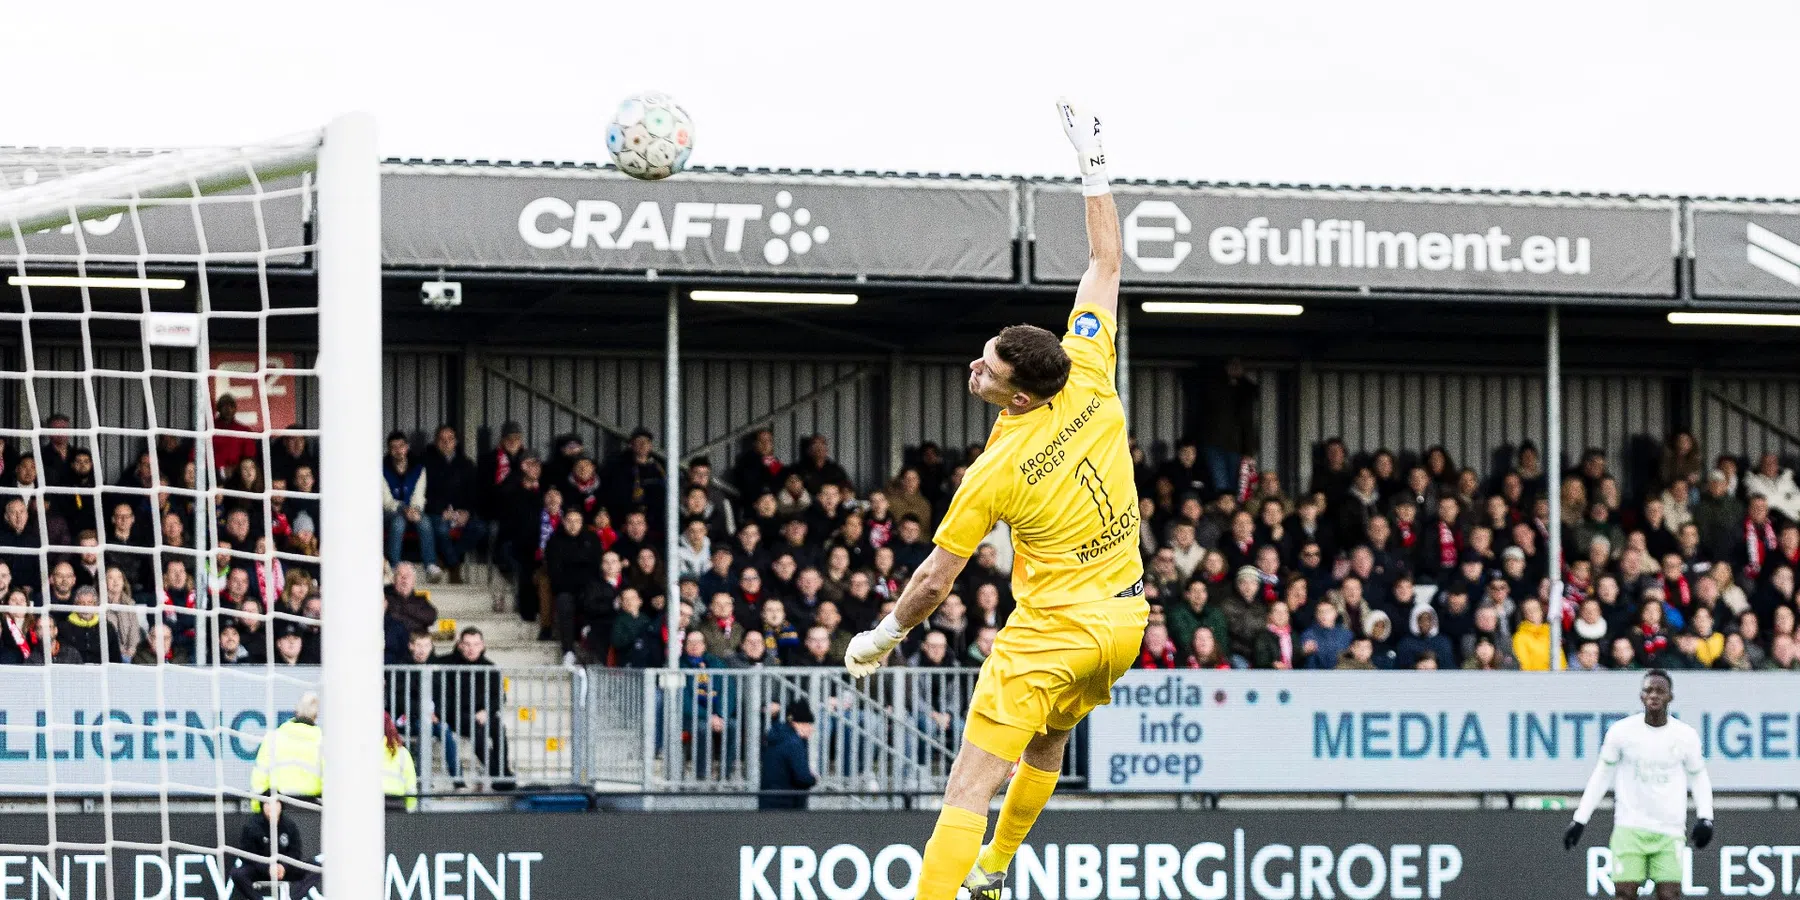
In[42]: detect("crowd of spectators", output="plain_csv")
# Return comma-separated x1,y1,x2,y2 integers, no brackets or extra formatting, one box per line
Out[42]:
466,415,1799,678
0,397,325,668
6,392,1798,684
466,422,1001,673
1130,433,1800,674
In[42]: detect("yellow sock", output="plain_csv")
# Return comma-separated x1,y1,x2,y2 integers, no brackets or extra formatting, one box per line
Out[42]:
978,762,1060,873
918,805,989,900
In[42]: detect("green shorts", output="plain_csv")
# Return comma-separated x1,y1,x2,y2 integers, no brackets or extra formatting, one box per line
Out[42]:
1610,826,1682,884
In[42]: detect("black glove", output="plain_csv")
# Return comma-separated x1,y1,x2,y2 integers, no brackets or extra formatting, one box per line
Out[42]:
1563,821,1585,850
1691,819,1714,849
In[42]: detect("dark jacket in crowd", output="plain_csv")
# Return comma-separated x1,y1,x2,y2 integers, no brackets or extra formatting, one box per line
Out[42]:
1196,368,1260,457
382,611,413,665
423,446,478,516
387,589,440,634
269,440,317,488
610,611,660,668
543,527,604,597
758,720,817,810
385,663,444,735
231,812,304,873
733,451,784,512
604,451,666,523
439,652,503,730
0,519,44,596
59,616,106,665
479,443,525,519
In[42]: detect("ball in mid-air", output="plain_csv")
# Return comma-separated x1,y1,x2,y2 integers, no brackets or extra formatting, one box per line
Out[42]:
606,92,694,181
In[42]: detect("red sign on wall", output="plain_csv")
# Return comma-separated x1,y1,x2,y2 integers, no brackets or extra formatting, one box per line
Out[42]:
210,352,299,432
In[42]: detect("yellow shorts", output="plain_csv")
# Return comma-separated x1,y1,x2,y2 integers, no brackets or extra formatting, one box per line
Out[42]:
965,595,1148,761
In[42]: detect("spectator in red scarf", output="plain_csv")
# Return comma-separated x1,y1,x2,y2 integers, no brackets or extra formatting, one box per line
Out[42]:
0,589,42,665
1739,495,1780,583
480,421,527,518
1658,552,1697,624
1420,495,1463,579
1253,601,1296,669
1186,627,1231,669
132,622,190,665
564,457,603,520
1208,506,1247,567
735,566,767,614
1633,598,1672,665
1389,496,1421,568
1134,623,1179,669
733,429,784,511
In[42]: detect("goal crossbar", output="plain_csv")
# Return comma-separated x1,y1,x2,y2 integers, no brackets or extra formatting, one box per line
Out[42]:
0,136,320,241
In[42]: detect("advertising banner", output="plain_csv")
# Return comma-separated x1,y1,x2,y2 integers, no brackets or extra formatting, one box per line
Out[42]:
4,810,1797,900
1031,185,1678,296
1088,671,1800,793
382,167,1018,280
1692,206,1800,300
0,665,318,795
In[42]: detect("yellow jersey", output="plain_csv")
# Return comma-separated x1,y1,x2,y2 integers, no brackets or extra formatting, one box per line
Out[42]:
934,303,1142,608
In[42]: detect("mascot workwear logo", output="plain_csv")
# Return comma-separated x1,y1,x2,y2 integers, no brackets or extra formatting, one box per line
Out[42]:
1746,222,1800,287
1119,200,1596,278
517,190,830,266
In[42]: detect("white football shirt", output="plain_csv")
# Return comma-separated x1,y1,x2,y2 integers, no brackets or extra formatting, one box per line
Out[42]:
1589,714,1707,838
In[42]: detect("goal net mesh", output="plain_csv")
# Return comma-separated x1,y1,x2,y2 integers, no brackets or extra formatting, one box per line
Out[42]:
0,134,366,899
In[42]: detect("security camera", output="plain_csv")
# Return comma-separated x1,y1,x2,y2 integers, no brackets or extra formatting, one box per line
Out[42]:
420,280,462,309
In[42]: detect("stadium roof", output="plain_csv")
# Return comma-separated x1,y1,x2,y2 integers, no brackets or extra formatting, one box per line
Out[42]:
377,157,1800,206
6,146,1798,204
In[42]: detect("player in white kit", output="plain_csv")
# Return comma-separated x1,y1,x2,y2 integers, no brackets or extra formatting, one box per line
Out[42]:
1562,670,1716,900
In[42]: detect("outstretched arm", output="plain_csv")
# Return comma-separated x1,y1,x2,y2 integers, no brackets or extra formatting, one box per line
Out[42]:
843,546,970,677
1075,193,1121,318
1058,98,1121,318
890,546,970,630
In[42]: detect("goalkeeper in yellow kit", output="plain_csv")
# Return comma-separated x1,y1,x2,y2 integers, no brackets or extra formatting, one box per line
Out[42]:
844,98,1143,900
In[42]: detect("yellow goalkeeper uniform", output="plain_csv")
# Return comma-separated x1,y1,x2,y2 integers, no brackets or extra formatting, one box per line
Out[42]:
933,303,1146,761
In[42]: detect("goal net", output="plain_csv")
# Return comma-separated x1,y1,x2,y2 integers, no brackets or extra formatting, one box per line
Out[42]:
0,117,382,900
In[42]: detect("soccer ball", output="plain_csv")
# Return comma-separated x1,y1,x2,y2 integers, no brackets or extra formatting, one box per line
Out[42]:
606,92,695,181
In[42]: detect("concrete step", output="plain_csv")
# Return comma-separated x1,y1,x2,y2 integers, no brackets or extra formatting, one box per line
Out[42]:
486,646,563,668
412,567,562,667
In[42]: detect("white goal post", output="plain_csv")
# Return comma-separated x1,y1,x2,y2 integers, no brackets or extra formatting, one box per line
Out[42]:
0,114,383,900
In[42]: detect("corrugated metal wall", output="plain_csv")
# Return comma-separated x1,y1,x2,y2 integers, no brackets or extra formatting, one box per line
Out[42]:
473,353,877,488
1296,368,1668,495
15,345,200,479
4,347,455,473
383,351,457,442
893,360,1187,467
1127,365,1188,465
1695,375,1800,464
30,345,1776,507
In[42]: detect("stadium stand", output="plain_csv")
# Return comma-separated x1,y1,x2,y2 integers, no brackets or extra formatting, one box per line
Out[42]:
4,416,1794,679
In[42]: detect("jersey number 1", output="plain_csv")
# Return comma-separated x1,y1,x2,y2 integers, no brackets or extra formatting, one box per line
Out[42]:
1075,457,1115,526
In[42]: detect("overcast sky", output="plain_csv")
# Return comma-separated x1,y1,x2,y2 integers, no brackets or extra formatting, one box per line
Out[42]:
7,0,1798,198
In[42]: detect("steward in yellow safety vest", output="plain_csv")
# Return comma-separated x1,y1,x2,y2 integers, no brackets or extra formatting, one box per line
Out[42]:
251,693,323,811
383,713,419,812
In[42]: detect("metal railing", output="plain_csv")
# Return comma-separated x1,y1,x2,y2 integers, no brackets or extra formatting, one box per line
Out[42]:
380,664,1075,799
382,665,588,794
642,667,974,795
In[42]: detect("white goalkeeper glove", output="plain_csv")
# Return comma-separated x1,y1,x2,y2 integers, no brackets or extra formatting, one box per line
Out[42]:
844,614,908,678
1056,97,1108,196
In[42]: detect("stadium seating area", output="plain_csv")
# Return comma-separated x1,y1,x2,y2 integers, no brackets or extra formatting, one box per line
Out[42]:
3,406,1798,675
